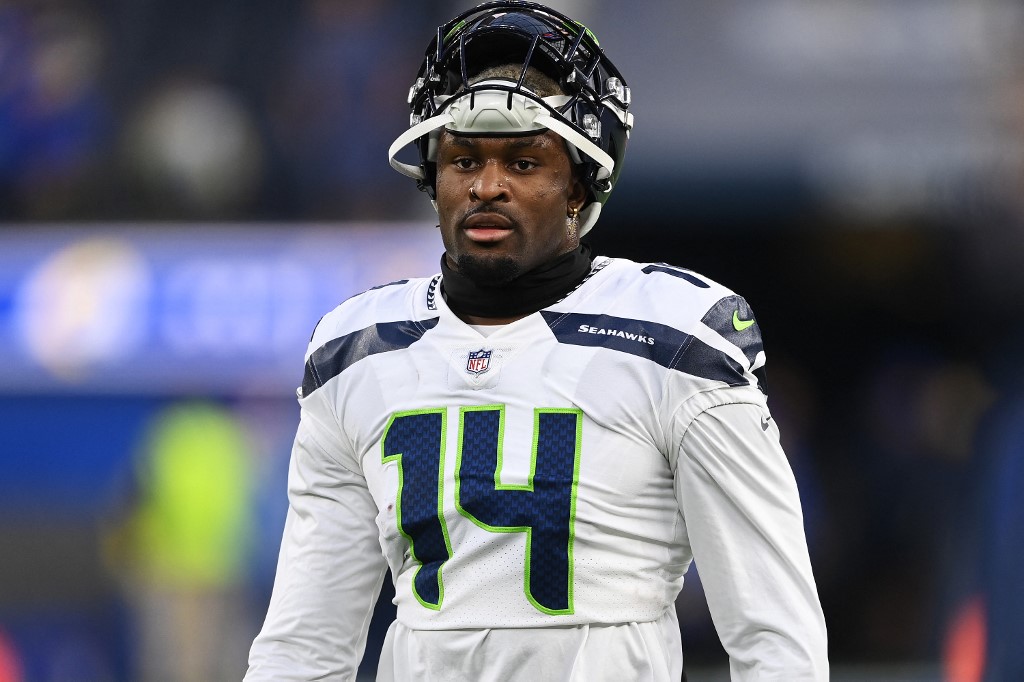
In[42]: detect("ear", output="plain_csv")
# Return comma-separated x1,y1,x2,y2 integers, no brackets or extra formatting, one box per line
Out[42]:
567,167,588,211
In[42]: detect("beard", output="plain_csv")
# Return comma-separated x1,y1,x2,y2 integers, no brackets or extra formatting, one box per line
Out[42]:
454,253,522,286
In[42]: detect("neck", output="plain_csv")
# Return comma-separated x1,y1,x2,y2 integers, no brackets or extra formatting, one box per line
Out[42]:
441,243,593,323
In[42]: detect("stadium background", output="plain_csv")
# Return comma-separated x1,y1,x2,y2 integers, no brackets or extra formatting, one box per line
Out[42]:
1,0,1022,679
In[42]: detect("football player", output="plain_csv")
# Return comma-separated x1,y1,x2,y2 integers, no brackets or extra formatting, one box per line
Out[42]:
247,3,828,680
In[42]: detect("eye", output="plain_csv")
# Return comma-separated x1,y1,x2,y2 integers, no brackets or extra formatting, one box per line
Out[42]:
453,157,477,170
512,159,537,172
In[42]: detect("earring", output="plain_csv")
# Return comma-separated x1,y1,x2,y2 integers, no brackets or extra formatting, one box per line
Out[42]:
567,205,580,241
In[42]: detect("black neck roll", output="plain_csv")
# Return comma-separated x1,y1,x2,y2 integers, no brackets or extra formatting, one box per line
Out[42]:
440,243,593,319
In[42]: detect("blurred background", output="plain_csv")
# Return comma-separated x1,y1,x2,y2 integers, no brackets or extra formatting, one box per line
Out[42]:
1,0,1022,680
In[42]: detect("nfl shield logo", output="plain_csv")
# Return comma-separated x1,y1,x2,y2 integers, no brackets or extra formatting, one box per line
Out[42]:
466,349,492,375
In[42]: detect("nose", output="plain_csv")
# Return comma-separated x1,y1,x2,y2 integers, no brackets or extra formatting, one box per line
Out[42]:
470,161,508,202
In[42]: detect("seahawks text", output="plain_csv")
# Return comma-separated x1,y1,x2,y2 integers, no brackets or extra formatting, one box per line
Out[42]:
576,324,655,345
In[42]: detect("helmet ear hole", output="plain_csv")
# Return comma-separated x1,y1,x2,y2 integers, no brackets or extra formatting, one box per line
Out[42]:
417,162,438,200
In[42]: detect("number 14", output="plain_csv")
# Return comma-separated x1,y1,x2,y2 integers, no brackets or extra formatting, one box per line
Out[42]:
382,406,583,615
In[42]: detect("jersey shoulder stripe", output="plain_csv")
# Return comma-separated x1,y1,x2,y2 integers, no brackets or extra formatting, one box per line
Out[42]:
699,294,763,367
302,317,439,396
540,311,746,386
313,277,435,338
564,258,765,392
610,260,763,364
301,276,439,396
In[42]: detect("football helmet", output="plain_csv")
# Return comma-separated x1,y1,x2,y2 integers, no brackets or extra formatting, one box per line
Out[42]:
388,1,633,237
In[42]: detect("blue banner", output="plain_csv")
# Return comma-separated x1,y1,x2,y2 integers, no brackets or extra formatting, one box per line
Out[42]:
0,223,441,395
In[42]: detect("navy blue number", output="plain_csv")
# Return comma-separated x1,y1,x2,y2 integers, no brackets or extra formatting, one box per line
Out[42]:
456,406,582,615
382,409,452,610
641,263,710,288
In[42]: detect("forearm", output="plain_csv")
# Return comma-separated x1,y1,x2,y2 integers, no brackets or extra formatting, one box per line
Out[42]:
676,401,828,680
247,420,388,681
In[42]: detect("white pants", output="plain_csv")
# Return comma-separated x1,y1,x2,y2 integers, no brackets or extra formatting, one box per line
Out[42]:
375,609,683,682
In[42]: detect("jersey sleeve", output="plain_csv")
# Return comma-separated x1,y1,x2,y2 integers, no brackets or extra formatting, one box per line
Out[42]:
672,396,828,681
245,388,388,681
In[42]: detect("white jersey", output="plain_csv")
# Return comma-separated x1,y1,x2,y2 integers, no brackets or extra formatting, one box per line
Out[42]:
247,256,828,681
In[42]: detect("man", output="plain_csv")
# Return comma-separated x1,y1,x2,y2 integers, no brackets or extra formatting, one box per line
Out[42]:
247,3,828,680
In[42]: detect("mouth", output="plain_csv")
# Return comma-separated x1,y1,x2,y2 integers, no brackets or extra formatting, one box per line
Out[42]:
461,212,514,243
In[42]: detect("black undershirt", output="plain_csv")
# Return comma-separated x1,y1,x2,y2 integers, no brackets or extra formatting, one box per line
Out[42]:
440,243,593,319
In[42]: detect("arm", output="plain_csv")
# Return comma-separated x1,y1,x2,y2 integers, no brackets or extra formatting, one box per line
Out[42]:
246,399,388,681
675,400,828,681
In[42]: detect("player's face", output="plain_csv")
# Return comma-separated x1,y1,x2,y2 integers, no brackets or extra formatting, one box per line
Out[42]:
435,130,586,285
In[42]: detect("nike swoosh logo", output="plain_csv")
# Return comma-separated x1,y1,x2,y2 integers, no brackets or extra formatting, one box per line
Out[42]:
761,415,772,431
732,310,755,332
